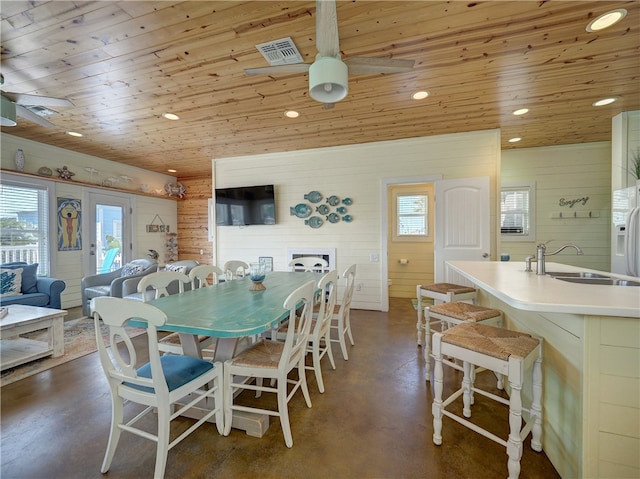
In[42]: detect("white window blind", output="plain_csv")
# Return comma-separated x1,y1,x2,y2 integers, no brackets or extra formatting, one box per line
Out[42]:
501,186,531,237
397,194,428,236
0,181,50,275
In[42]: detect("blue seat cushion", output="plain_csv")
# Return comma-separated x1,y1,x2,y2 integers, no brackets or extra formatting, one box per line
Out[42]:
125,355,214,393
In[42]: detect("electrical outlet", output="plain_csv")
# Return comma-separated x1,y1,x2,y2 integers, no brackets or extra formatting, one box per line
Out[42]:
199,249,204,255
370,253,379,262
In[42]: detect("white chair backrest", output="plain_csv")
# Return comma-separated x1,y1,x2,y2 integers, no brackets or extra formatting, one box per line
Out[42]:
137,271,190,301
189,265,224,288
288,257,329,272
314,270,338,333
280,280,316,368
92,296,169,398
339,264,357,314
223,260,249,280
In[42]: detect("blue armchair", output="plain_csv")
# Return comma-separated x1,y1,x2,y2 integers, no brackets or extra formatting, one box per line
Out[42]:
0,262,66,309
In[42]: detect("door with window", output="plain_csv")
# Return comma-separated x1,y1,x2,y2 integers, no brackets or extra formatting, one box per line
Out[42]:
84,191,132,276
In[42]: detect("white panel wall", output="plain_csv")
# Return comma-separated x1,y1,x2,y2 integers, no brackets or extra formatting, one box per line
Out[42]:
214,130,501,311
501,142,611,271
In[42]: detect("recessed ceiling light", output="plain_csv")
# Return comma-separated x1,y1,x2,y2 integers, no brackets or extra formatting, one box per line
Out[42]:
411,91,429,100
66,131,83,137
284,110,300,118
592,97,617,107
162,112,180,120
586,9,627,32
508,137,522,143
512,108,529,116
168,169,177,173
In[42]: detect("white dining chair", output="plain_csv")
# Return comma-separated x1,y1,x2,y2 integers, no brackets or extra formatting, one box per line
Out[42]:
288,256,329,272
223,260,249,280
91,297,223,479
136,271,215,357
275,270,338,393
330,263,356,360
223,280,316,447
189,264,224,289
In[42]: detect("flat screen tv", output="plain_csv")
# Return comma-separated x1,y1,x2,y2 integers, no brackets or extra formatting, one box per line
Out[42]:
215,184,276,226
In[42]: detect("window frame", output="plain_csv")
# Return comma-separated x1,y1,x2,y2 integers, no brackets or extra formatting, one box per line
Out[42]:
500,181,536,242
392,188,431,242
0,173,56,275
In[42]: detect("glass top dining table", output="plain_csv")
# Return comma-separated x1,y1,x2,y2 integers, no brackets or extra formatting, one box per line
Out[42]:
129,271,321,358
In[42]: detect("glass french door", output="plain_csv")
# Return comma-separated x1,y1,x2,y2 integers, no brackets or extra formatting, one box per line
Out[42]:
85,191,132,276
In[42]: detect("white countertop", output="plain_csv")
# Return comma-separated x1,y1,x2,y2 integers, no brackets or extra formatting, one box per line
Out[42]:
448,261,640,318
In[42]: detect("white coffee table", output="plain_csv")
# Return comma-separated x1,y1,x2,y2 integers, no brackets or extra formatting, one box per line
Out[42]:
0,304,67,371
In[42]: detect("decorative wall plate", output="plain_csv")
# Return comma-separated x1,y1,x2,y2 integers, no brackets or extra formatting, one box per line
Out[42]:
305,216,324,228
304,191,323,203
336,206,347,214
316,204,330,215
326,195,340,206
326,212,340,223
290,203,312,218
342,215,353,222
342,197,353,205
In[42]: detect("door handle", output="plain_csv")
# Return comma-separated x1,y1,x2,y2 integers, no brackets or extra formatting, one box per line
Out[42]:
482,253,489,258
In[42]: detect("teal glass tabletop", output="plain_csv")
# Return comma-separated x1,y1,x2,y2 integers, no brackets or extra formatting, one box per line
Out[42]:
129,271,321,338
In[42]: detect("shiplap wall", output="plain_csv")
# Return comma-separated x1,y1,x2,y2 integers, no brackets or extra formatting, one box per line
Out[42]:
214,130,500,311
501,142,611,271
1,134,177,309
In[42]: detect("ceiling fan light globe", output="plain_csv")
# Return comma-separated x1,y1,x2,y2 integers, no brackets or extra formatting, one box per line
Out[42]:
309,57,348,104
1,96,17,127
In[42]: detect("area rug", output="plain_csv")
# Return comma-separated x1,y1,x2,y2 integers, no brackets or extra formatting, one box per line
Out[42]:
1,316,145,387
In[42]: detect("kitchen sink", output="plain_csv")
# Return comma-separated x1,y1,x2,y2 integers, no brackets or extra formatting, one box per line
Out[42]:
555,277,640,286
546,271,611,279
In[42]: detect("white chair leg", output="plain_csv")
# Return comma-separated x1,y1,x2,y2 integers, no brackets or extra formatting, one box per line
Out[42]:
345,312,354,346
278,378,293,448
154,405,170,479
416,285,423,346
432,334,444,446
299,359,312,408
223,370,233,436
325,331,336,370
462,361,473,418
312,343,325,393
506,379,524,479
101,395,124,473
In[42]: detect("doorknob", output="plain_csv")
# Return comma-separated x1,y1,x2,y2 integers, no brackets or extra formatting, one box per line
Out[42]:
482,253,489,258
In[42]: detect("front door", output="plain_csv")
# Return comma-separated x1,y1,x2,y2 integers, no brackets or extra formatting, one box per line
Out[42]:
434,176,491,284
84,191,133,276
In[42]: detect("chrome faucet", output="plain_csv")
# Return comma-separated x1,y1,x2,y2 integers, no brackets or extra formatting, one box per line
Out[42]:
528,242,584,274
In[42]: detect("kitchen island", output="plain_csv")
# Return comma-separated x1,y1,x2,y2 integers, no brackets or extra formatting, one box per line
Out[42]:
448,261,639,479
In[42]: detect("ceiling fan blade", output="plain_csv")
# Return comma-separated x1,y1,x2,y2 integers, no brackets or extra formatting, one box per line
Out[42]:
244,64,311,76
316,0,340,58
15,104,56,128
4,92,74,107
345,57,415,75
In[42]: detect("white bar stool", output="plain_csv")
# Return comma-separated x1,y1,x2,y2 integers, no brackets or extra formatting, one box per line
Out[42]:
432,322,543,479
415,283,477,346
424,301,503,383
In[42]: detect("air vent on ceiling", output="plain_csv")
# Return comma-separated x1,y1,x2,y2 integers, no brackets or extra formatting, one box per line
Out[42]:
255,37,303,66
24,105,58,117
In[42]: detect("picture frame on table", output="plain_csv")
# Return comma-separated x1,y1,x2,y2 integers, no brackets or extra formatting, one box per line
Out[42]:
259,256,273,272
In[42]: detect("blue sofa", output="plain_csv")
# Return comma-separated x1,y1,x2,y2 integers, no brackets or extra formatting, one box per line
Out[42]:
0,262,66,310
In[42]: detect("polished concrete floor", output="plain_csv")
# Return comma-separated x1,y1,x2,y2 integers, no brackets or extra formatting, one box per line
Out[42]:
1,298,561,479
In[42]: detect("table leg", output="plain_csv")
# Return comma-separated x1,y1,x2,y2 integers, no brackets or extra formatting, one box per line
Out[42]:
51,316,64,357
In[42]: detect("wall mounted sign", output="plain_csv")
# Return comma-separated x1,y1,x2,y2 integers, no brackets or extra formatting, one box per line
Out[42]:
559,196,589,208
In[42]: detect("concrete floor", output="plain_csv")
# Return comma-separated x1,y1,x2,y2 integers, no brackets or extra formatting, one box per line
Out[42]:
1,298,561,479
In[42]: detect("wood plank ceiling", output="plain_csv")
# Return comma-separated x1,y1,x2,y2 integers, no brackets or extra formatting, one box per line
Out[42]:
1,1,639,178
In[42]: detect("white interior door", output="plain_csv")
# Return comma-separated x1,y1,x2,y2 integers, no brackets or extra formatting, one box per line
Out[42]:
435,177,490,284
84,191,133,276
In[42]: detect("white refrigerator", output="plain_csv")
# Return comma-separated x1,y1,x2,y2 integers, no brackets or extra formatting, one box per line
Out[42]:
612,180,640,277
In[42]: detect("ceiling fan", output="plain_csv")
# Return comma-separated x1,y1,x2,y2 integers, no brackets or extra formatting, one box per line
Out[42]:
0,73,74,128
244,0,415,108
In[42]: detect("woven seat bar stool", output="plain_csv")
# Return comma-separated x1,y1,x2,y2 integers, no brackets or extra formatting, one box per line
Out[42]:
424,301,503,384
432,322,543,479
415,283,477,346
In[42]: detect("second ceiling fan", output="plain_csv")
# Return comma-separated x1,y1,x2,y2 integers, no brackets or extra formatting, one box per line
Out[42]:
244,0,415,108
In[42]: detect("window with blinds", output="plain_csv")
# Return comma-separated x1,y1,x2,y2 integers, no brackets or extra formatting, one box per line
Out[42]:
501,182,536,240
0,180,51,275
396,194,428,237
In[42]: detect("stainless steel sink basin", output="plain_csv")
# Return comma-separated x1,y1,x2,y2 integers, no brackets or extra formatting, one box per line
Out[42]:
555,277,640,286
546,271,611,279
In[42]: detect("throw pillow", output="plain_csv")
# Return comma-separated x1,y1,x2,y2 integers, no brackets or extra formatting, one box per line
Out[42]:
164,263,187,274
0,262,39,294
121,263,144,277
1,268,23,297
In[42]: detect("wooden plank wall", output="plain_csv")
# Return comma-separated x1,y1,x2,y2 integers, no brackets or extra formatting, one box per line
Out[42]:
177,177,213,264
